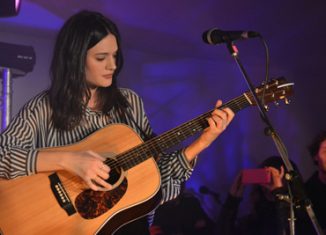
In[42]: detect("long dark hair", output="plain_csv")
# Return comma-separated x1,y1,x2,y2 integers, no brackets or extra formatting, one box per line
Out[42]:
49,10,128,130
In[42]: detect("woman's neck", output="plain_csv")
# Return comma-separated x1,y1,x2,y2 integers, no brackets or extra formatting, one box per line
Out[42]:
87,88,99,110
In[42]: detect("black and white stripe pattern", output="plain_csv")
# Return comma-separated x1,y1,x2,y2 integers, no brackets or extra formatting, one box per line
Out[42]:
0,88,194,204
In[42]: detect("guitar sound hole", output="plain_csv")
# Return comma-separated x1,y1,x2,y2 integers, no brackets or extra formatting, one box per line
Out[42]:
75,157,128,219
106,165,121,185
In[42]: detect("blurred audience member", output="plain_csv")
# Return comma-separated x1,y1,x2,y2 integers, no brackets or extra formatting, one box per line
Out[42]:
300,130,326,233
150,186,215,235
216,156,299,235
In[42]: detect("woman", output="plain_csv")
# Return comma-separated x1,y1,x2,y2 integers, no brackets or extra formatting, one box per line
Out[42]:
0,10,234,234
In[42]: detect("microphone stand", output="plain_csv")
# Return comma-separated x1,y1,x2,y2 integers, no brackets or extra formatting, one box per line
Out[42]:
0,67,13,131
225,41,324,235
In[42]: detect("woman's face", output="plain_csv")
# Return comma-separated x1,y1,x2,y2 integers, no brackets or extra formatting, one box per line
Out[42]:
85,34,118,90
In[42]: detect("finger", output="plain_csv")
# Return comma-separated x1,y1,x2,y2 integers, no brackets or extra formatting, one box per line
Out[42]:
212,109,228,120
95,177,112,191
91,176,112,191
223,107,235,122
211,112,228,129
215,99,223,108
97,168,110,180
98,162,110,173
214,99,235,125
96,162,111,181
267,167,279,177
207,116,222,129
279,166,285,177
88,179,99,191
87,151,111,172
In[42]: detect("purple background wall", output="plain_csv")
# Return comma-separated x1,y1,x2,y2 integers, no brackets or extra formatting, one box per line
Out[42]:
1,0,326,219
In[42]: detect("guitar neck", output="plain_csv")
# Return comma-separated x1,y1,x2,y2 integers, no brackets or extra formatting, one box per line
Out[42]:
114,93,251,171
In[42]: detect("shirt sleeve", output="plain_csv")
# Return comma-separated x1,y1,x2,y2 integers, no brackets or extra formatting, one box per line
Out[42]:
0,100,41,179
157,150,196,202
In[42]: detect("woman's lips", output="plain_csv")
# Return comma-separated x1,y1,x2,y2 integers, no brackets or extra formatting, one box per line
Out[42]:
103,74,113,79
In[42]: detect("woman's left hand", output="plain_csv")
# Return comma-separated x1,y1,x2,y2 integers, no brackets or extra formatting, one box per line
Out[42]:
184,100,235,162
198,100,235,148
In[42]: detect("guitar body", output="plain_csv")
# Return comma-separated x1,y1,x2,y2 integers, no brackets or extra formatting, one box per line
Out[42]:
0,124,161,235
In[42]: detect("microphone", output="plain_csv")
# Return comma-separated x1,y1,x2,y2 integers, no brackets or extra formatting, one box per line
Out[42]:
202,28,261,45
199,185,221,204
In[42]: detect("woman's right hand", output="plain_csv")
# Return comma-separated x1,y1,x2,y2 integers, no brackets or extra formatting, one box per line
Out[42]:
61,151,112,191
37,150,112,191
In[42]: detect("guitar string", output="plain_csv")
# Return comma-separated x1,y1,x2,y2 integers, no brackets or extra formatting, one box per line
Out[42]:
107,81,289,170
102,84,287,170
101,94,251,170
62,82,287,188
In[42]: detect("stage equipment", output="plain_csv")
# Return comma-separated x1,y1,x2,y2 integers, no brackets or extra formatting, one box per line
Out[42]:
0,41,35,131
0,0,22,17
202,28,260,45
202,27,323,235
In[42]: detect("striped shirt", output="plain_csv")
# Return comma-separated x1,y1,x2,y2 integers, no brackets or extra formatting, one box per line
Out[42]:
0,88,194,203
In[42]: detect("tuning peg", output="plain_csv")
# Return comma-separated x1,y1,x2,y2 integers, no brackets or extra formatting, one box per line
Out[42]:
284,98,291,105
264,105,269,111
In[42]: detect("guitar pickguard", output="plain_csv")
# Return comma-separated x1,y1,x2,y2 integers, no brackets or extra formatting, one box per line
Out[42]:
75,168,128,219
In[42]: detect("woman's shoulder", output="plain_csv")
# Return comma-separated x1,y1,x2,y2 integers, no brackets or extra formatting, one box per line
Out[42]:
118,88,145,112
21,90,50,112
118,87,140,98
118,87,143,103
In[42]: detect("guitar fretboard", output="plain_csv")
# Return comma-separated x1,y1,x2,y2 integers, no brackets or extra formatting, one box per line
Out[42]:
113,93,251,171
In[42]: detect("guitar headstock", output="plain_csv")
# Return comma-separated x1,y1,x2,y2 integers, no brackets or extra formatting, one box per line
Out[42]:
245,77,294,107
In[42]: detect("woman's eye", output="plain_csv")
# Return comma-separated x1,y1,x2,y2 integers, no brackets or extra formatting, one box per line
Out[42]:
96,57,105,61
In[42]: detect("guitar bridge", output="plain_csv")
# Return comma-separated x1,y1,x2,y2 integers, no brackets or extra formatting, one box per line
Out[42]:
49,173,76,216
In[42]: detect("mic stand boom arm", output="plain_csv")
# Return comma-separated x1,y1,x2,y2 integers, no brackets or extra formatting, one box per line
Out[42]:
225,42,324,235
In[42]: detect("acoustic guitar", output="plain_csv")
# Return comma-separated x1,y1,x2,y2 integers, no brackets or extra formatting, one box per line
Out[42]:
0,77,293,235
